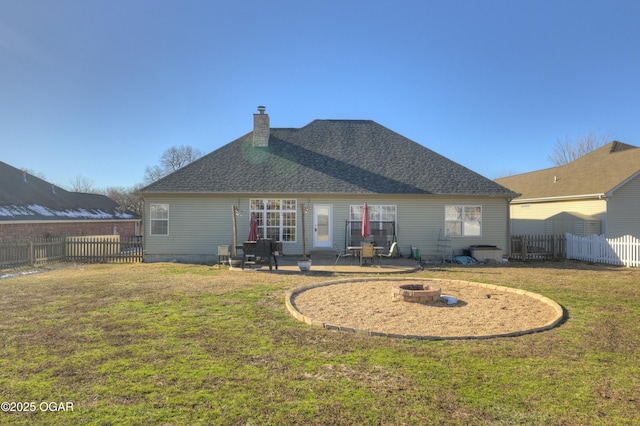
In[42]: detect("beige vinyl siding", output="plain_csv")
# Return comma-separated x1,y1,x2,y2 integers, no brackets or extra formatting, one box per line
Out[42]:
144,195,236,262
509,199,606,235
293,195,509,258
143,194,510,262
390,196,509,257
607,174,640,239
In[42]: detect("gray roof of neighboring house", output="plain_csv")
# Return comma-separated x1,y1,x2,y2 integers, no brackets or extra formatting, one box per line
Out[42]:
0,161,139,221
495,141,640,201
142,119,517,197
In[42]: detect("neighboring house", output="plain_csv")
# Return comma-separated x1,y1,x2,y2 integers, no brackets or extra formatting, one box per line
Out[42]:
140,107,518,263
495,141,640,239
0,161,140,240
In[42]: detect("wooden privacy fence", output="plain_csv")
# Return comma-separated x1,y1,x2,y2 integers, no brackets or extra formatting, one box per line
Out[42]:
510,234,566,260
66,235,142,264
0,237,66,267
566,233,640,267
0,236,142,267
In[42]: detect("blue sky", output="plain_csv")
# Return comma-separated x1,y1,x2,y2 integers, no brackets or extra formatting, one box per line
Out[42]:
2,0,639,190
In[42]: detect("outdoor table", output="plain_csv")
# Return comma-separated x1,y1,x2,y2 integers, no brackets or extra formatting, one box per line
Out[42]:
347,246,385,266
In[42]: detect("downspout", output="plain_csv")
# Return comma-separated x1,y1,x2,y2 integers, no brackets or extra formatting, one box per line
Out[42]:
506,197,513,258
232,205,238,258
600,194,608,237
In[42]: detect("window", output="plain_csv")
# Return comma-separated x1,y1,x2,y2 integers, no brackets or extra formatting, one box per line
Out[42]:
150,203,169,235
445,205,482,237
348,204,397,245
250,199,297,241
350,204,397,224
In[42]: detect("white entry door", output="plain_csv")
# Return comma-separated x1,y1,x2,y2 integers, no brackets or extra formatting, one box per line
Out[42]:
313,205,332,248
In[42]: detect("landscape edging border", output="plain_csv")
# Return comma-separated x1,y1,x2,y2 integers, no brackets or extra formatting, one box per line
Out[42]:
285,277,565,340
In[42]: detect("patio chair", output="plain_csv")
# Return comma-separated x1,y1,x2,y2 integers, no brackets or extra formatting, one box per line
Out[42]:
377,242,398,265
360,242,375,266
334,243,353,264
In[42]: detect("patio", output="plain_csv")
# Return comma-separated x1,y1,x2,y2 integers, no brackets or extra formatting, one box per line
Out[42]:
231,255,420,274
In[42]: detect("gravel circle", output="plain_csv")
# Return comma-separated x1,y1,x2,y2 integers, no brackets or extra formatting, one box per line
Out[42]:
286,277,564,340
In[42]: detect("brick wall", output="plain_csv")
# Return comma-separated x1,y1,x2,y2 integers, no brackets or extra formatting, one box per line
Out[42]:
0,221,138,240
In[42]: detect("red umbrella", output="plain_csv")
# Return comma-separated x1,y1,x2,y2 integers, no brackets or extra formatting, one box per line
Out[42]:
361,202,371,239
248,213,258,241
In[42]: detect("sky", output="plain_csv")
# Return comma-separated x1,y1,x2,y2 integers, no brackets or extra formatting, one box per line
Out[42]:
2,0,639,190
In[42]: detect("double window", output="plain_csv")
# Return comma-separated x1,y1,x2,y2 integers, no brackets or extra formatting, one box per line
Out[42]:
349,204,397,225
250,199,297,242
150,204,169,235
445,205,482,237
348,204,397,245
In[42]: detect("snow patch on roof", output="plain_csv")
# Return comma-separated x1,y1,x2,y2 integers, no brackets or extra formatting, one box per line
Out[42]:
0,205,34,217
114,211,136,219
0,204,136,220
27,204,56,217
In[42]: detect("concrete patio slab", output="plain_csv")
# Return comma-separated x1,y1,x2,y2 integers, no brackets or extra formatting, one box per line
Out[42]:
232,256,421,274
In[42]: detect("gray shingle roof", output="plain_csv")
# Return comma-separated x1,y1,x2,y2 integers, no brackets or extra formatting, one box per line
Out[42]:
142,119,516,196
0,161,139,221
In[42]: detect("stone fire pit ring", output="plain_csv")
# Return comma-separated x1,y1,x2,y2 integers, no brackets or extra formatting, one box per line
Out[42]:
392,283,442,303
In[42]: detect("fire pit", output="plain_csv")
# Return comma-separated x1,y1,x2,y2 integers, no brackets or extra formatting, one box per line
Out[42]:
392,283,442,303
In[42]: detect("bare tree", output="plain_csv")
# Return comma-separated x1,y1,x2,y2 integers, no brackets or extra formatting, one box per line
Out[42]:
144,145,203,184
69,174,96,193
143,165,166,184
548,132,610,166
105,184,145,217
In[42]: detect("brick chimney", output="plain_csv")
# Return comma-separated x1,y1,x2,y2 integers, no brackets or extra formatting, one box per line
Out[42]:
253,106,270,147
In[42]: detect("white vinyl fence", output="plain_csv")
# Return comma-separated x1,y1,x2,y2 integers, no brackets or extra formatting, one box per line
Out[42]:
566,233,640,267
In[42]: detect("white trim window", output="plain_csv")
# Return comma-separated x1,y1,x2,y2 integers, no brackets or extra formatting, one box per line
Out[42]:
350,204,397,226
445,205,482,237
250,199,297,242
349,205,397,245
150,203,169,235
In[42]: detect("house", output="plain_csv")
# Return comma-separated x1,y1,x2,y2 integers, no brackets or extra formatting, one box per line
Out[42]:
0,161,140,240
495,141,640,239
140,107,518,263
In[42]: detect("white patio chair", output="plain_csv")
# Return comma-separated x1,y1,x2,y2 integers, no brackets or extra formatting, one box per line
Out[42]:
377,242,398,265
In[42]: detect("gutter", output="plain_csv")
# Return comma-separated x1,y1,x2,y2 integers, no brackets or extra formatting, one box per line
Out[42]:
0,219,140,225
510,193,607,204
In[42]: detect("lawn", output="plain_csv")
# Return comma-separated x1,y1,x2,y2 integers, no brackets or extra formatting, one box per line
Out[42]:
0,261,638,425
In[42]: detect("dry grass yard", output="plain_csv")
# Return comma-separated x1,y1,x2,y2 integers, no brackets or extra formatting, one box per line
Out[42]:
0,260,638,425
